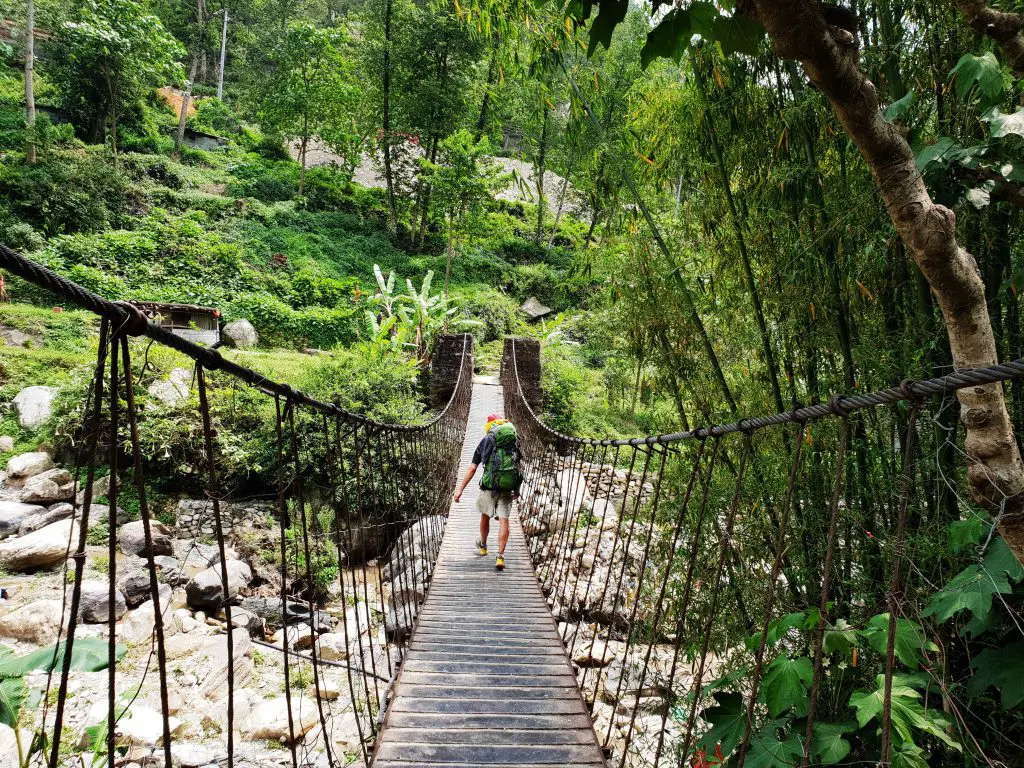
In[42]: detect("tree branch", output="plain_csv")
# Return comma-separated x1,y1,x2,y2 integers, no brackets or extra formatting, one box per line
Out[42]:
957,0,1024,78
740,0,1024,561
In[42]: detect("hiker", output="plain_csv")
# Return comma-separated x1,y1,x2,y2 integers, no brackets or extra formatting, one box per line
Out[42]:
452,413,522,570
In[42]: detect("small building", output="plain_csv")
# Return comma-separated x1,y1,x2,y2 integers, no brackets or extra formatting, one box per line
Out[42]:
132,301,221,346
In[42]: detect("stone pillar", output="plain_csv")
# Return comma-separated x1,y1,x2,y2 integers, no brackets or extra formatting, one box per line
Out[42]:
431,334,473,407
502,337,542,409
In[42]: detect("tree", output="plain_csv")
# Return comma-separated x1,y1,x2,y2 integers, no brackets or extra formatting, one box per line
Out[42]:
50,0,184,153
421,129,504,295
258,21,359,195
24,0,36,165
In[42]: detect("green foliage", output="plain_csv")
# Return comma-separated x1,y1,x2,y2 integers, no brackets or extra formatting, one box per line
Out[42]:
967,640,1024,709
849,674,962,753
760,656,812,718
860,613,937,668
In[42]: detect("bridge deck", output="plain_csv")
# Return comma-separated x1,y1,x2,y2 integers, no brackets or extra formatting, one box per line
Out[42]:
373,379,605,767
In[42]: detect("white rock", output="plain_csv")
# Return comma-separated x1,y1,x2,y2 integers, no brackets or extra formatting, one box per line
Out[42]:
76,474,111,505
12,386,58,430
119,520,174,558
79,579,127,623
315,632,350,661
21,468,74,503
0,599,65,643
122,585,177,644
242,696,319,741
221,320,258,349
0,436,13,453
115,705,183,746
170,742,212,767
185,560,251,612
0,500,47,539
0,518,75,570
310,677,341,701
574,638,616,668
5,451,54,482
196,632,254,699
148,368,192,408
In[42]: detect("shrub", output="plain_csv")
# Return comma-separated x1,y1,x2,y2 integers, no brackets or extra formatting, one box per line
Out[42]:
290,271,359,309
293,306,357,349
190,98,240,136
451,286,522,343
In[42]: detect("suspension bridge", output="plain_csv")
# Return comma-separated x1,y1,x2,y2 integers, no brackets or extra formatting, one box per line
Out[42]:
1,243,1021,768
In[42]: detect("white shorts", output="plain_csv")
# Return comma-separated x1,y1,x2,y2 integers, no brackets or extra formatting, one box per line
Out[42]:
476,490,513,520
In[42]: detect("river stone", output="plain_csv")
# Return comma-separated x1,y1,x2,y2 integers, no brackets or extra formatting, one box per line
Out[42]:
121,585,176,644
0,518,75,570
221,319,258,349
239,596,332,631
0,437,13,453
119,520,173,558
18,502,74,535
0,501,46,539
20,468,74,504
242,696,318,741
315,632,350,661
574,638,616,667
76,474,110,505
384,600,416,642
5,452,54,482
12,386,58,430
78,579,127,623
0,599,65,644
120,570,156,608
185,560,251,612
197,632,253,699
115,704,183,746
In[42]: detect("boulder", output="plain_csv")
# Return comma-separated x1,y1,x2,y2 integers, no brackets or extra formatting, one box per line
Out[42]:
0,327,35,347
0,436,14,453
115,705,183,746
315,632,350,662
147,367,192,408
242,696,319,741
0,501,47,539
197,632,253,699
78,579,127,623
76,474,110,505
121,585,177,644
12,386,58,430
20,468,75,504
384,600,416,643
520,296,553,321
185,560,251,612
0,599,65,644
153,555,188,587
170,743,214,767
5,452,54,483
574,638,616,668
18,502,74,535
240,596,332,632
120,570,156,608
221,319,258,349
119,520,173,558
311,677,342,701
0,518,75,570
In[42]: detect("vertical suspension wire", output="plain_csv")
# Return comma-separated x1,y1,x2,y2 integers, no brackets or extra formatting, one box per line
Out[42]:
286,404,337,768
551,441,596,602
654,437,722,768
678,435,753,766
47,318,111,768
121,336,173,768
105,324,122,768
196,363,235,768
735,421,807,768
619,440,707,768
274,396,300,768
880,404,923,766
801,420,850,768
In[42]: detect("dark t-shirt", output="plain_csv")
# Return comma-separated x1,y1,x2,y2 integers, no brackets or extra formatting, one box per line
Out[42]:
472,435,495,467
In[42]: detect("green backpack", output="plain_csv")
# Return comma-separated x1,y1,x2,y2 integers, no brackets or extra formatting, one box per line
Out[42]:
481,422,522,492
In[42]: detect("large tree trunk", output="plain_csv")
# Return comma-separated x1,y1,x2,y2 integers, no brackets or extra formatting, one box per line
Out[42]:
739,0,1024,560
381,0,398,233
957,0,1024,77
24,0,35,165
535,106,549,243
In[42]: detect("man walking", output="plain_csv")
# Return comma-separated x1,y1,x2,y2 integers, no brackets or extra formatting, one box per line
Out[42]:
453,413,521,570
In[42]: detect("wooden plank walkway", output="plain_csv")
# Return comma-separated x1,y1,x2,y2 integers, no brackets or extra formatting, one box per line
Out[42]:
373,379,606,767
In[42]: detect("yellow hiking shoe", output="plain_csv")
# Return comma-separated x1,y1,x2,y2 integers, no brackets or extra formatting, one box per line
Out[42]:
495,554,505,570
476,538,488,556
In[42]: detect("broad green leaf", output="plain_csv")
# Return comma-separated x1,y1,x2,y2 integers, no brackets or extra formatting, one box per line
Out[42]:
984,107,1024,139
809,722,853,765
745,611,808,651
860,614,936,668
587,0,628,55
710,14,764,56
823,619,857,654
760,655,812,717
849,674,961,751
950,52,1009,106
915,137,962,172
923,538,1023,634
687,1,720,39
0,676,27,728
948,516,988,553
745,727,802,768
696,691,746,758
967,640,1024,709
884,92,915,124
640,9,692,69
892,743,930,768
0,638,125,677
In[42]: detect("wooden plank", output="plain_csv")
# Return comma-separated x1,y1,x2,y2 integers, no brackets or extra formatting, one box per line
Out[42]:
374,743,604,764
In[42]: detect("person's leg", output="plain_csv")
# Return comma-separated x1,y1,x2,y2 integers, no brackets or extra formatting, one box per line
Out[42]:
479,514,490,546
476,492,493,554
498,518,510,554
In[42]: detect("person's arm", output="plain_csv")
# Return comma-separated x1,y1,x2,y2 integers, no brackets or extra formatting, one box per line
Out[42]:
453,463,478,503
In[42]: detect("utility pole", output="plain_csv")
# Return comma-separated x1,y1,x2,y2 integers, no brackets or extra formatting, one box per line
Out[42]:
217,8,228,100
